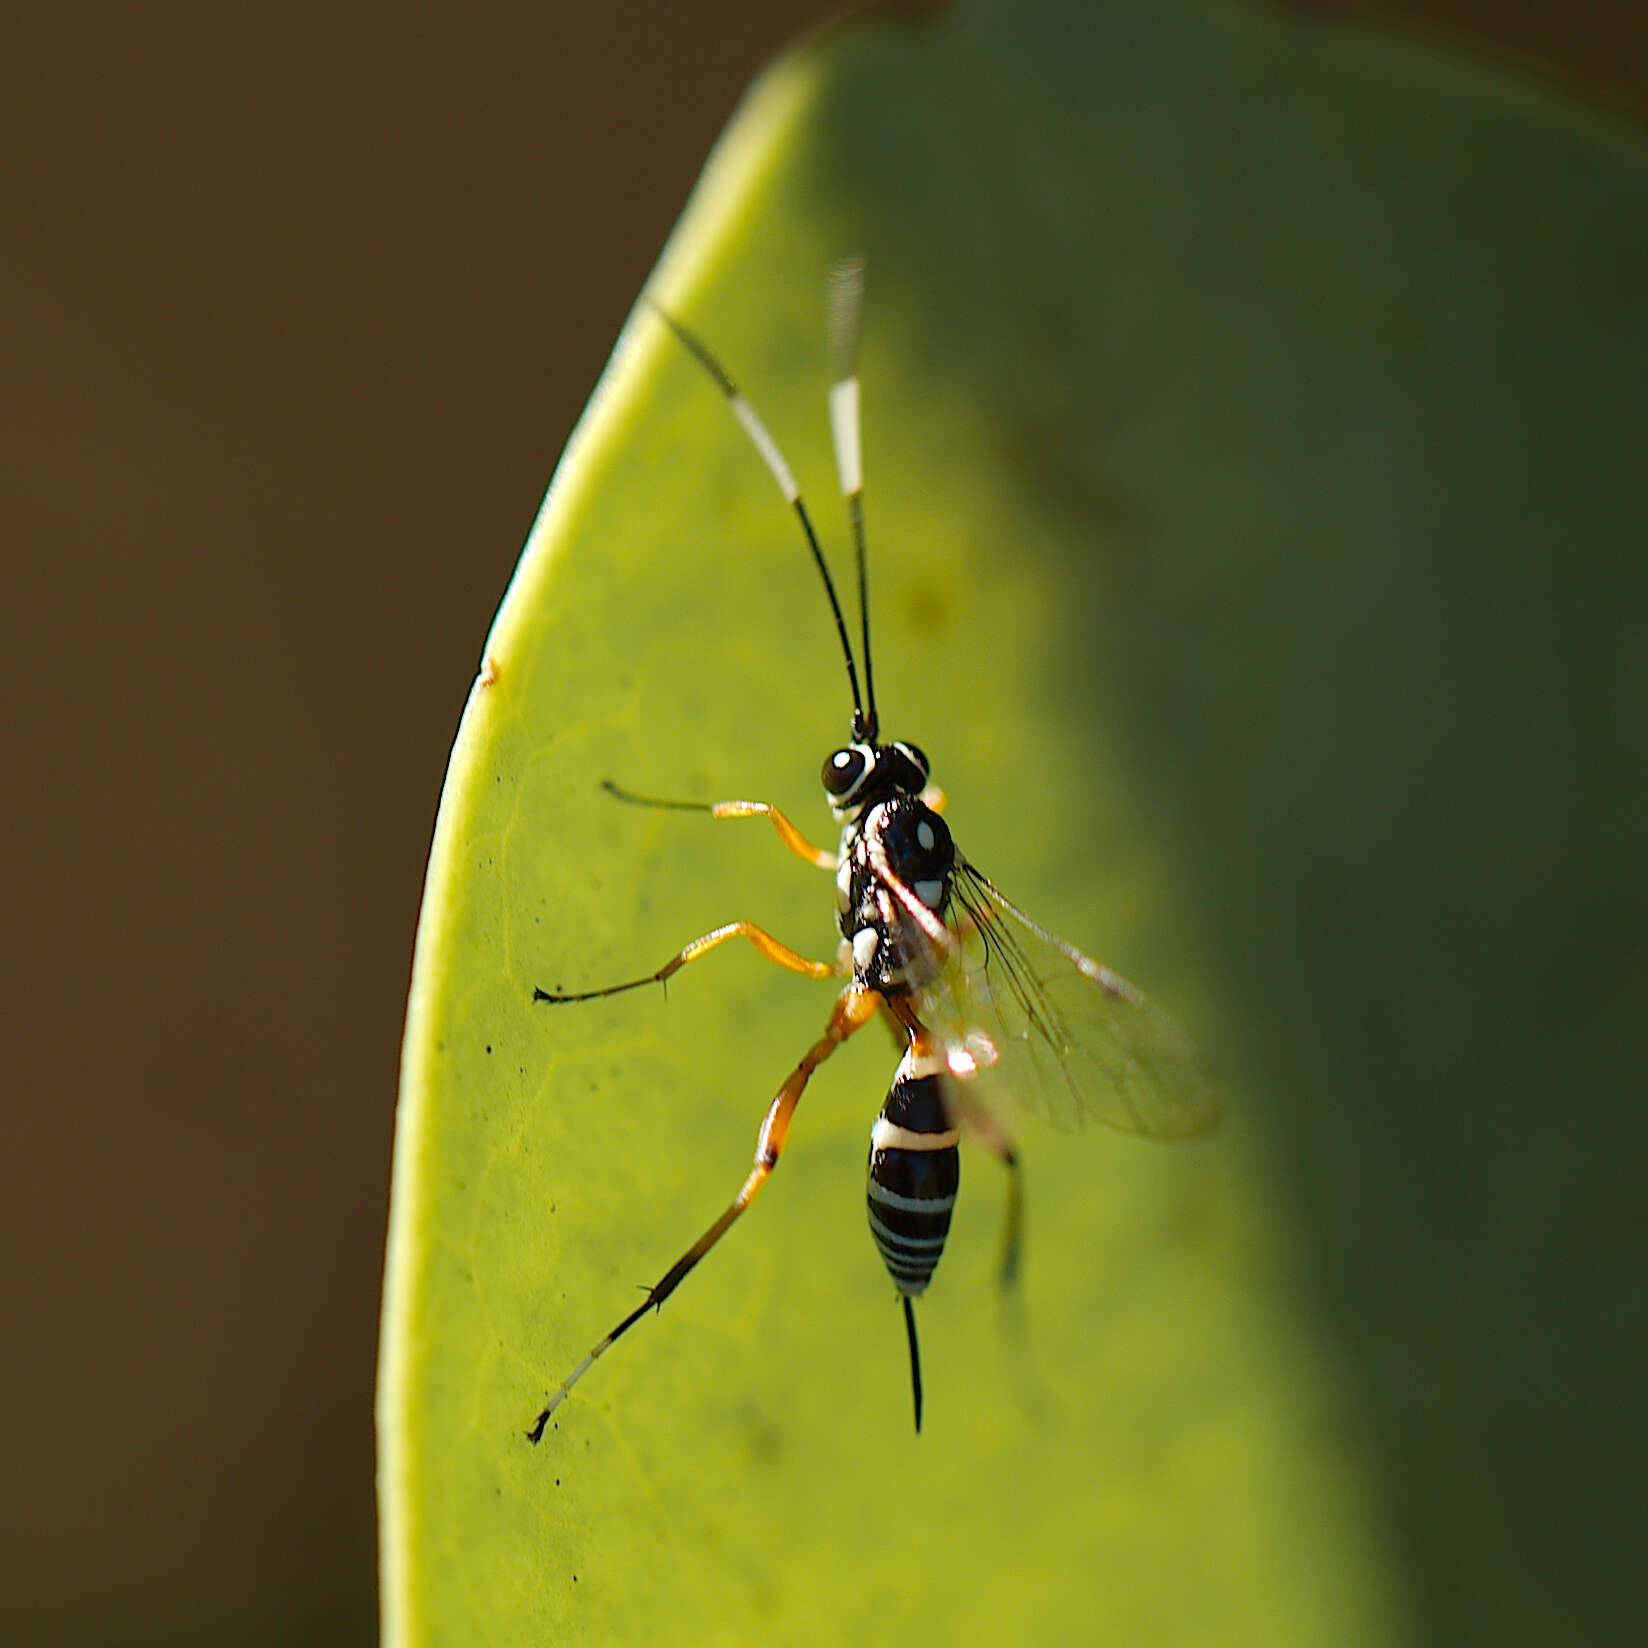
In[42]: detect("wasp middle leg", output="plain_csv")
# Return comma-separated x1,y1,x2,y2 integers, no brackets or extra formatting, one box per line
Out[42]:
533,920,843,1005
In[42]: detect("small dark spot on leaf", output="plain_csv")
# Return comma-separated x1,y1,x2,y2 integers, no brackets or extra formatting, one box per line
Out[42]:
485,1044,493,1054
894,576,954,637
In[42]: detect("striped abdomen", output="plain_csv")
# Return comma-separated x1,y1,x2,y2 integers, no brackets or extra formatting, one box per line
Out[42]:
866,1045,960,1297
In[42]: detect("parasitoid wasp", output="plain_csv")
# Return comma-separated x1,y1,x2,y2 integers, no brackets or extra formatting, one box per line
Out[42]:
527,261,1219,1438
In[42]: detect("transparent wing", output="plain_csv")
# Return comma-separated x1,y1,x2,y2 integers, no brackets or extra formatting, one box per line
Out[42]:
908,859,1222,1138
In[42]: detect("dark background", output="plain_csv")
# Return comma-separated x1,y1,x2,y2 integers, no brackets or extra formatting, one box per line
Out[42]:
1,3,1639,1643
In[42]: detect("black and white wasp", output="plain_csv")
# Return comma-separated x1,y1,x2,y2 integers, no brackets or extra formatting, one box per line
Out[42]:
527,262,1219,1439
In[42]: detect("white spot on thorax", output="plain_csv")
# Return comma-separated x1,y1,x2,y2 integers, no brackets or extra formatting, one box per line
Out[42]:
916,820,936,851
913,878,944,908
851,928,879,971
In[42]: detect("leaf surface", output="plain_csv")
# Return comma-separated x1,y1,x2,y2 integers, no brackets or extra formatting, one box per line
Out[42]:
380,3,1648,1643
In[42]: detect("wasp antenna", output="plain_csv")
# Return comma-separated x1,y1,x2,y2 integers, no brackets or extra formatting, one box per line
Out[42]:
827,258,877,743
902,1294,923,1433
648,297,866,735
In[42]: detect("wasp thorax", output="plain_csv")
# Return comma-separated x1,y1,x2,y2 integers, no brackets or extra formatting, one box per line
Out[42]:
876,794,953,887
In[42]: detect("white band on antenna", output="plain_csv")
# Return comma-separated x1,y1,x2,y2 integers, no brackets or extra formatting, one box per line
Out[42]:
731,395,799,503
829,377,862,497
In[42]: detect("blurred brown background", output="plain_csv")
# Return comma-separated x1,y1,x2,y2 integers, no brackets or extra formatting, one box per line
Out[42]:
1,3,1639,1644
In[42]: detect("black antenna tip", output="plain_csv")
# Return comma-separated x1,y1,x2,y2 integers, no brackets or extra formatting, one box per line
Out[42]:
647,296,739,399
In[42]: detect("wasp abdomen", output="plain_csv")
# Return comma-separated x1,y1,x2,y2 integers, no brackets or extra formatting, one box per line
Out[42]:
866,1047,960,1297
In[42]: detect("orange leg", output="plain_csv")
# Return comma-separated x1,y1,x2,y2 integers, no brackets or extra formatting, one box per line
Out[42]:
602,779,836,868
534,920,841,1004
527,984,882,1438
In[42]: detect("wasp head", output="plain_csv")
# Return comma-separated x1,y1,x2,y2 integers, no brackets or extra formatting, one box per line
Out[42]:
821,739,930,820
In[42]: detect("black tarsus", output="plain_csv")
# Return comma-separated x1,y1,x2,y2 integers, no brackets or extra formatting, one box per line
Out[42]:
600,778,711,812
902,1294,923,1433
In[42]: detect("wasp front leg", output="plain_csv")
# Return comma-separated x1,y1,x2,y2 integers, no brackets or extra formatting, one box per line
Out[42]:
601,779,836,869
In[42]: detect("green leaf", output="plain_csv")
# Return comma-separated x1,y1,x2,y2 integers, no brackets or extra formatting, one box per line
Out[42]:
379,2,1648,1644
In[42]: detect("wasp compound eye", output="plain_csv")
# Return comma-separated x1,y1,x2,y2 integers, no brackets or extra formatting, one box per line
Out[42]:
822,744,871,799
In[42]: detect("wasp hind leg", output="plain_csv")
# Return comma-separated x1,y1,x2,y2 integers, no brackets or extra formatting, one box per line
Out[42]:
942,1090,1061,1425
997,1148,1025,1291
942,1083,1024,1290
526,984,881,1441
